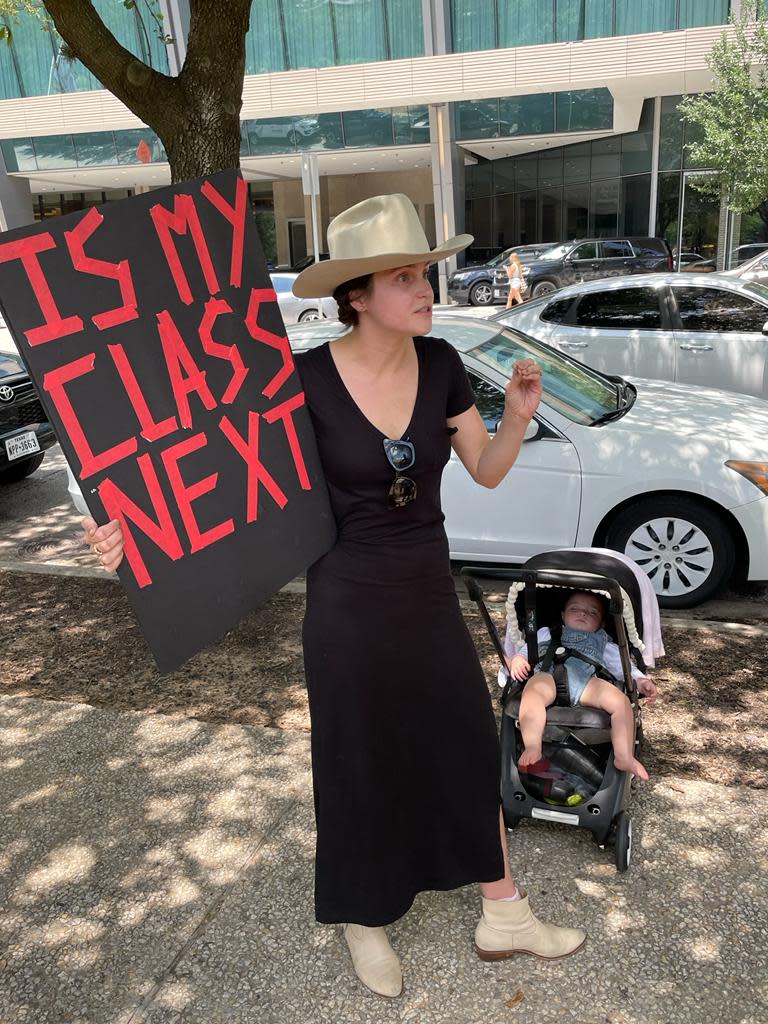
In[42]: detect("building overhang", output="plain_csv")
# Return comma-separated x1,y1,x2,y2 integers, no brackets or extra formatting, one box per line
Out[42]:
14,145,435,193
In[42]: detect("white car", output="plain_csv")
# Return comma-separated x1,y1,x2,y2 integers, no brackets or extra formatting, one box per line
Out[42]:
270,272,338,324
65,315,768,608
288,315,768,607
496,273,768,399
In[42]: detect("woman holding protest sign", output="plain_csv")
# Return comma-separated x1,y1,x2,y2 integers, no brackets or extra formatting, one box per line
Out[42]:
83,193,585,998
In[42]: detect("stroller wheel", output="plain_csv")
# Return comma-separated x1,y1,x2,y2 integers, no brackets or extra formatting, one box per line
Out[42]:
613,812,632,873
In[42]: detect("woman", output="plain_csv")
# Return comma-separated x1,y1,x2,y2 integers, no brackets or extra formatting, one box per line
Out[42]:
505,251,525,308
83,194,585,998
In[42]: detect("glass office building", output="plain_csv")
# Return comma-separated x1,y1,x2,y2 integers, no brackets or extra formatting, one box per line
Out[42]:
0,0,755,270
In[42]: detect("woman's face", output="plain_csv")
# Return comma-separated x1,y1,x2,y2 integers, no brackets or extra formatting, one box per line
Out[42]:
352,262,433,335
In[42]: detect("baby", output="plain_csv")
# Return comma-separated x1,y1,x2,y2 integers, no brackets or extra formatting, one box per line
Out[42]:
505,590,657,780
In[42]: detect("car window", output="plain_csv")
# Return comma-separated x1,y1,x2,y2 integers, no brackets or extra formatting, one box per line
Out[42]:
467,329,619,425
600,240,633,258
540,296,575,324
571,242,598,260
539,243,573,261
673,287,768,333
467,371,505,430
575,288,662,329
632,240,667,258
270,275,294,293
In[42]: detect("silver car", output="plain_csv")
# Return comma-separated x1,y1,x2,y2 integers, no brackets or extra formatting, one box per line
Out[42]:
723,247,768,287
270,272,338,325
495,272,768,398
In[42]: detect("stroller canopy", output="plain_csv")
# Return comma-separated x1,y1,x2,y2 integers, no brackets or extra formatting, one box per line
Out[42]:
506,549,650,661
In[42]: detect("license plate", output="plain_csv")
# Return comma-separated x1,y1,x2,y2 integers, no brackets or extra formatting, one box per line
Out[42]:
494,289,503,298
5,430,40,461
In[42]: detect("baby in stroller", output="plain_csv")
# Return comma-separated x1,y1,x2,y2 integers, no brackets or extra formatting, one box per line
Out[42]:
505,589,658,780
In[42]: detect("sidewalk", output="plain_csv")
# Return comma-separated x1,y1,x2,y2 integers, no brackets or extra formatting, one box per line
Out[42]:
1,693,766,1024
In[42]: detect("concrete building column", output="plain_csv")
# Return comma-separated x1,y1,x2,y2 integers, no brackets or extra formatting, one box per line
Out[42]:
0,151,35,230
160,0,188,74
429,103,465,304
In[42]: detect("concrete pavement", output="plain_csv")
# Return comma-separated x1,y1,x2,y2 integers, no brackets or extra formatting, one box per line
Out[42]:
1,693,766,1024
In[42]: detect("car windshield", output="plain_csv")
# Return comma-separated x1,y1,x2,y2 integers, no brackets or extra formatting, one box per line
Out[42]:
461,325,620,425
741,281,768,303
486,252,509,268
537,243,572,261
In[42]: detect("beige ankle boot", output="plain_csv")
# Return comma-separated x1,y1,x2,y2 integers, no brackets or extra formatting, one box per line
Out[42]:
343,923,403,997
474,891,586,961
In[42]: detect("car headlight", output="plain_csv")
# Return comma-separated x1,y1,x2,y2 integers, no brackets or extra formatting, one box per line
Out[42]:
725,460,768,495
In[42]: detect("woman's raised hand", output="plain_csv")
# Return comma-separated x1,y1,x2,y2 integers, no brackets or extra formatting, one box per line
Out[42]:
82,516,124,572
504,358,542,423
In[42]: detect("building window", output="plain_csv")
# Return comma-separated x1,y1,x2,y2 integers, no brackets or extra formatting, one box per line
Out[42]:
451,0,730,53
456,89,612,142
245,0,424,74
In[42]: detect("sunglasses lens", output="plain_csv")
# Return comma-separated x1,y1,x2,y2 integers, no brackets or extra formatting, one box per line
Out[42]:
383,439,415,471
388,475,417,508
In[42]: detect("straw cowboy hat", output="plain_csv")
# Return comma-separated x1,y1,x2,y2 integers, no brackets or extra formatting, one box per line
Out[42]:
291,193,473,298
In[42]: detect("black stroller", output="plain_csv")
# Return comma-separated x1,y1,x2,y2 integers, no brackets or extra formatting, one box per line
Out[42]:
463,549,655,873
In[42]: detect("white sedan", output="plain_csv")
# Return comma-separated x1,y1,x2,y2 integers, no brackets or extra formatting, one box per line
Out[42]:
495,273,768,399
270,272,338,324
288,315,768,608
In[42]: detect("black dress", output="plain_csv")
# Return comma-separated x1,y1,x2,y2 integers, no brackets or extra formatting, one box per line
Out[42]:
297,336,503,927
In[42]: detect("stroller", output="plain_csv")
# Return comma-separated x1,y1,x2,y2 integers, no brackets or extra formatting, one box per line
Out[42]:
463,549,659,873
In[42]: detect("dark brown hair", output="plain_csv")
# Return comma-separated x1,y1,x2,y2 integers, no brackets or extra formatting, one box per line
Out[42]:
333,274,373,327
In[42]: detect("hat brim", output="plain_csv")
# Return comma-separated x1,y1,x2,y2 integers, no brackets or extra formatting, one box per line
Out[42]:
291,234,474,298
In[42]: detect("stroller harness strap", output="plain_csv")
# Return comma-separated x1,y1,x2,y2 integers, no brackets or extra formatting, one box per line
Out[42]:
537,623,617,706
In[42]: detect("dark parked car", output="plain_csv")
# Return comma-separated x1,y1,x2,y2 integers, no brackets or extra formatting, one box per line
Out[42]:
0,351,56,483
493,236,673,301
448,244,550,306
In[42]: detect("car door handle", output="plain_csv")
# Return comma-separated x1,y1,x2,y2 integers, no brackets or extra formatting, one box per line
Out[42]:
561,341,588,348
679,344,713,351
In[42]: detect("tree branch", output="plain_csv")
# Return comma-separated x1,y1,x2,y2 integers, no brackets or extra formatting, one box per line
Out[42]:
42,0,177,126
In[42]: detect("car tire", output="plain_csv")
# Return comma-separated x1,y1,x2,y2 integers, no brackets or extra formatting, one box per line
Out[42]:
530,279,558,299
604,496,735,608
298,309,321,322
0,451,45,483
469,281,493,306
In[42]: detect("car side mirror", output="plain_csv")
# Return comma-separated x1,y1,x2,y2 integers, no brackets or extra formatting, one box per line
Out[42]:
762,320,768,335
523,419,540,441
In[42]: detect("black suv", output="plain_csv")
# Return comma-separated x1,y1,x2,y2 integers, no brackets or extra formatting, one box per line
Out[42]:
0,350,56,483
448,244,550,306
493,237,673,301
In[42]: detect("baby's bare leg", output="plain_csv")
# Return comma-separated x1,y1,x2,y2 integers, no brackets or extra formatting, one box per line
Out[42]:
579,678,648,780
518,672,556,767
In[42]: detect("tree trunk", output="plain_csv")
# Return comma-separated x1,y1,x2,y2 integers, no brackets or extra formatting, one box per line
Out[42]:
42,0,252,182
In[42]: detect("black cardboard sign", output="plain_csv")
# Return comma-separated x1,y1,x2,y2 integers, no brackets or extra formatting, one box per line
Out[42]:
0,170,335,672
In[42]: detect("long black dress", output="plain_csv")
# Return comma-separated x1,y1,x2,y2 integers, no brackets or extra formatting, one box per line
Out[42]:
297,336,503,927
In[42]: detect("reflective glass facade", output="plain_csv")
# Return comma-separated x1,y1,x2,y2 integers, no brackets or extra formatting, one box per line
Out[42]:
455,89,613,140
451,0,729,52
0,1,169,99
1,106,430,173
465,98,653,247
245,0,424,74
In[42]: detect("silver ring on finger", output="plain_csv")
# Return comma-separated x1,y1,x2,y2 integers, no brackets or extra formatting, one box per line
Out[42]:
94,545,103,556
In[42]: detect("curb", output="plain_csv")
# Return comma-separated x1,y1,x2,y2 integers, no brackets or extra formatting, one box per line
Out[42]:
2,561,766,637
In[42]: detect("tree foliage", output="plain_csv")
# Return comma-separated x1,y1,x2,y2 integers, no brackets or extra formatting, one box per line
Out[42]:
679,1,768,212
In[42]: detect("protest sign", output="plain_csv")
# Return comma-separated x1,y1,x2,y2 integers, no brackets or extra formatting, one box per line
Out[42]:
0,170,336,671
